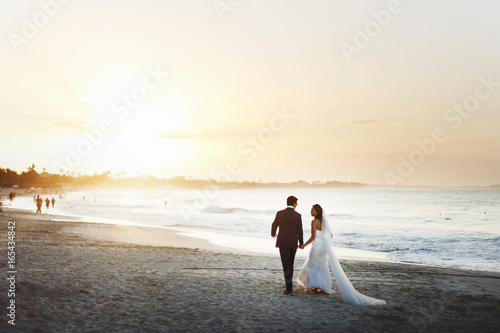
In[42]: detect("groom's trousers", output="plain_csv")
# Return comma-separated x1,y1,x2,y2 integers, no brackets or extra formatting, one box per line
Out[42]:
279,247,297,292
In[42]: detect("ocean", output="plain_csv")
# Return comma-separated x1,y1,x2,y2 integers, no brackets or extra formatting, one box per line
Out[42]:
7,187,500,273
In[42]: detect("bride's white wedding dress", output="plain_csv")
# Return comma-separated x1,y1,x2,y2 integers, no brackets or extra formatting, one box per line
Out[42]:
297,228,333,293
297,216,386,306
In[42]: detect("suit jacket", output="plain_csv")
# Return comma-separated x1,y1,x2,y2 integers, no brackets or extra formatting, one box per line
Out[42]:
271,207,303,248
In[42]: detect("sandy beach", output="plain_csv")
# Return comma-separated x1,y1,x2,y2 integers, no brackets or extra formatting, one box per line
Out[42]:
1,208,500,332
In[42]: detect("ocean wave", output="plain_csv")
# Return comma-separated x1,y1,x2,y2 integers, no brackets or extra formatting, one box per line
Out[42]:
15,187,499,273
201,205,274,215
327,213,358,219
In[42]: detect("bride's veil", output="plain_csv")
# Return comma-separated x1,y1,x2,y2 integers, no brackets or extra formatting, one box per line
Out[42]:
322,214,386,306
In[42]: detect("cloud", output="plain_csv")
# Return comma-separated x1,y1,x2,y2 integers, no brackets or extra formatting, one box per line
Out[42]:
41,119,110,133
444,136,499,146
43,119,85,130
75,97,106,104
336,119,396,126
153,130,216,139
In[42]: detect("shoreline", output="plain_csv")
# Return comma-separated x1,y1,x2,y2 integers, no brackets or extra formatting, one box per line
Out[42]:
1,202,497,274
2,202,392,263
3,206,496,275
7,207,496,274
1,209,500,331
2,188,499,274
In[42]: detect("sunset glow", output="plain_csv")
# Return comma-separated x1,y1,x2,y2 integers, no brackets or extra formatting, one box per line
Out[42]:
1,0,500,186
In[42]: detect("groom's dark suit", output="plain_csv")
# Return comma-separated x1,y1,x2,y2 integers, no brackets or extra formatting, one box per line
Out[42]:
271,207,303,293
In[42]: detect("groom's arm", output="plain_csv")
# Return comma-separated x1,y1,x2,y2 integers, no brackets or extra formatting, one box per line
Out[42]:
297,215,304,246
271,212,279,237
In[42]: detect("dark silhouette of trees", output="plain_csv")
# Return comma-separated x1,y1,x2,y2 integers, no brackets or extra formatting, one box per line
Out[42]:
0,168,18,187
19,164,39,186
0,164,365,189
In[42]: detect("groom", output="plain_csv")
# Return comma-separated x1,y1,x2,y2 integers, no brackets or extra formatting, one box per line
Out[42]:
271,195,303,295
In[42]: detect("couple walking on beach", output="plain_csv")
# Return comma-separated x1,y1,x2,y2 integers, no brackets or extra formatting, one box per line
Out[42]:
271,195,386,306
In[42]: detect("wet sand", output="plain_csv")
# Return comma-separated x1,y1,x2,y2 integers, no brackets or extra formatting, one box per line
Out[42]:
1,208,499,332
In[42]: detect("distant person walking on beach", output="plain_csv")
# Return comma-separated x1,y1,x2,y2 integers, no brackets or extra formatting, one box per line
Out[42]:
51,197,55,209
271,195,303,295
36,196,43,213
45,198,50,210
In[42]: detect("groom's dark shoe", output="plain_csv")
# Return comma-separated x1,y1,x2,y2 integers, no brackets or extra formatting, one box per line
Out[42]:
283,290,294,295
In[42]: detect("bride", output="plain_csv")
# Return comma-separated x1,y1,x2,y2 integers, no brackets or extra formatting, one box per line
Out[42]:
297,204,386,306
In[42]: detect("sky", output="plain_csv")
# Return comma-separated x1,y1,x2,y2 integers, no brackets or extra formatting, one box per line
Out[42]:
1,0,499,187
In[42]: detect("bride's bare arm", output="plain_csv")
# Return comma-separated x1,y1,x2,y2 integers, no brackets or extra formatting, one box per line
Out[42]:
301,220,318,248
